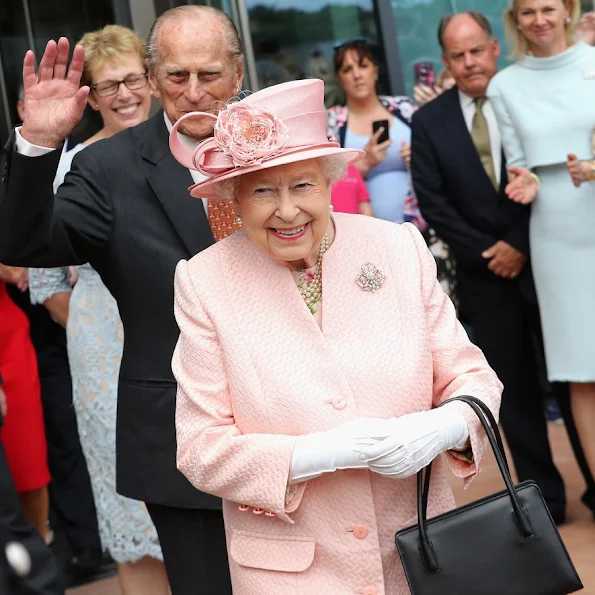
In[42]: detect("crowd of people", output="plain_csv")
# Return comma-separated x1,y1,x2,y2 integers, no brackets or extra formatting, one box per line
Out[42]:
0,1,594,594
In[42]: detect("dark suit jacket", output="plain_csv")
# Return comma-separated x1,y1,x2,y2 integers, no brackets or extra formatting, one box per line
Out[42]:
0,111,219,509
410,87,534,314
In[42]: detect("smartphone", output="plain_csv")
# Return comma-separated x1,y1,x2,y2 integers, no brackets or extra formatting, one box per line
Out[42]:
372,119,390,144
414,61,435,87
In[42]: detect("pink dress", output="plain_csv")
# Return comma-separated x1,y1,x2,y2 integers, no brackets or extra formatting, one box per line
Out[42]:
0,282,50,493
173,213,502,595
331,165,370,214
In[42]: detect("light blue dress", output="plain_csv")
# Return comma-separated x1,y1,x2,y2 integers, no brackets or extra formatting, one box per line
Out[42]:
488,42,595,382
344,119,411,223
29,145,162,563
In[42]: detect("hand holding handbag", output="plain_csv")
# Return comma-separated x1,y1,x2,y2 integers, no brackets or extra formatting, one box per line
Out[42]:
395,395,583,595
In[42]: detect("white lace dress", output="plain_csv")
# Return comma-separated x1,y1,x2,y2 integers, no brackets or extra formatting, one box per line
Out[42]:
28,145,162,564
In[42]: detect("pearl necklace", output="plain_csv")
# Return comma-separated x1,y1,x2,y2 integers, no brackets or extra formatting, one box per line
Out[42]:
299,234,329,315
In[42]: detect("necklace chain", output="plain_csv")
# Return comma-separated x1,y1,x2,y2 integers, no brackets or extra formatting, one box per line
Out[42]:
299,234,329,315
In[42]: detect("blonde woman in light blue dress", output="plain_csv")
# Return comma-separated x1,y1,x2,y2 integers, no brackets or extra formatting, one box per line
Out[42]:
29,25,169,595
487,0,595,503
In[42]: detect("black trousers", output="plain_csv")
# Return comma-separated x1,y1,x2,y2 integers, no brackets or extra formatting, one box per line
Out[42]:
36,343,101,554
0,441,64,595
465,279,568,516
147,504,231,595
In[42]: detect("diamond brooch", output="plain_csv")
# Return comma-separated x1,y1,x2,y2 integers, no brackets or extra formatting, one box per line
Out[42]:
355,261,385,292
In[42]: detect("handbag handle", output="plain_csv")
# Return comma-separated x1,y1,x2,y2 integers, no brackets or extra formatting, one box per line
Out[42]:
416,395,534,574
419,395,509,516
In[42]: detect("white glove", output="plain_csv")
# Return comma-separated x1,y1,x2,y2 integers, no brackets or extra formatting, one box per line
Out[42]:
290,428,368,485
354,405,470,479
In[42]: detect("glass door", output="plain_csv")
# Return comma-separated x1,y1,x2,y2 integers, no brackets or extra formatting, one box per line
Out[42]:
390,0,511,96
238,0,382,106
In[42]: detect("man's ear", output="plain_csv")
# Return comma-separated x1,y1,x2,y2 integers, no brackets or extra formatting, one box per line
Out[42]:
492,38,501,60
236,55,245,91
148,61,161,100
441,53,450,71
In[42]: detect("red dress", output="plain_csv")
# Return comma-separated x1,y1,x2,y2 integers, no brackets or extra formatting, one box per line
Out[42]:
0,281,50,492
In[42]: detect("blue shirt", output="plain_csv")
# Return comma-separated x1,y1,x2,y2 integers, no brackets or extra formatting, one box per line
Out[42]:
344,119,411,223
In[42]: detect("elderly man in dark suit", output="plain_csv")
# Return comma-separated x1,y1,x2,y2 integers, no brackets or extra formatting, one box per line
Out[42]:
411,11,595,525
0,5,244,593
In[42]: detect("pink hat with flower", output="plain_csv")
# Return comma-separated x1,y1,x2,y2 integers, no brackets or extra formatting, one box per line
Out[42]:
169,79,364,199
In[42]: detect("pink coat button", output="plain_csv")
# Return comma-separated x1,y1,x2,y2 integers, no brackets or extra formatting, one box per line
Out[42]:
353,524,369,540
265,510,277,517
238,504,250,511
363,586,378,595
332,397,347,410
252,507,265,514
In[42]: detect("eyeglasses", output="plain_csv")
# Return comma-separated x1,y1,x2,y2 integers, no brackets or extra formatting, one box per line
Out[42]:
91,72,148,97
333,37,369,52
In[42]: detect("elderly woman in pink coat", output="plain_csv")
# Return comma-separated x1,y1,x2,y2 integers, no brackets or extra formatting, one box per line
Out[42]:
169,79,502,595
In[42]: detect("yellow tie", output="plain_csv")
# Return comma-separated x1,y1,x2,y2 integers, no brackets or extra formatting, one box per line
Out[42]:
207,199,243,242
471,97,498,190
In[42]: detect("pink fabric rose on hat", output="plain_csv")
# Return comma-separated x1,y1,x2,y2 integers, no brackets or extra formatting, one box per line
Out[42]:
213,103,290,167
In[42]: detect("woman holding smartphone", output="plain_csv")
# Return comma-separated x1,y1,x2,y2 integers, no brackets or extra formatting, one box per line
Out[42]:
328,40,456,299
327,39,416,223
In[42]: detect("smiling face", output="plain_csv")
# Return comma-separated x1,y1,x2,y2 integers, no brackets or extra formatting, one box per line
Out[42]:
235,159,332,269
515,0,570,55
441,14,500,99
336,49,378,103
89,54,151,134
149,16,243,139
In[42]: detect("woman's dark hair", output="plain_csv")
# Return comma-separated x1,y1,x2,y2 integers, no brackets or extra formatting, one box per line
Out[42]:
333,39,378,74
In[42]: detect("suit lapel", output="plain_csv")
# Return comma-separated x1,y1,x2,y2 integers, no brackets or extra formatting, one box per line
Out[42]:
442,89,483,170
141,112,214,256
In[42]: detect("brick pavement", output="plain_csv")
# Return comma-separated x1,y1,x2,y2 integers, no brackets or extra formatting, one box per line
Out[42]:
69,424,595,595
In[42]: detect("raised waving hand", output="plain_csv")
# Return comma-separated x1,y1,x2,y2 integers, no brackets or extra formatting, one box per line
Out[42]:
21,37,89,148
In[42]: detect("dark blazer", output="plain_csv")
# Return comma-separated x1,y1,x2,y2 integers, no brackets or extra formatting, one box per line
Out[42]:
410,87,533,311
0,111,219,509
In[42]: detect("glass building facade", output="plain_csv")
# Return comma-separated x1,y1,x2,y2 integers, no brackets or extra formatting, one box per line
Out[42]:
1,0,594,144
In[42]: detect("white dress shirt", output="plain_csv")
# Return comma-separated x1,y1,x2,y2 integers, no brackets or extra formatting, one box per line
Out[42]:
14,113,209,215
458,89,502,186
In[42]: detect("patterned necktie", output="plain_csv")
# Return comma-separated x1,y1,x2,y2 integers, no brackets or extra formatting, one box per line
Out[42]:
207,198,243,242
471,97,498,190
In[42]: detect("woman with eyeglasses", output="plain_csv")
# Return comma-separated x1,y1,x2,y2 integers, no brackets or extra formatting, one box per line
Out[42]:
328,39,457,301
28,25,168,595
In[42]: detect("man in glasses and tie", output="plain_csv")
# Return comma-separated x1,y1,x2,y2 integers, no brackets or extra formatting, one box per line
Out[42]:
0,5,245,594
410,11,595,526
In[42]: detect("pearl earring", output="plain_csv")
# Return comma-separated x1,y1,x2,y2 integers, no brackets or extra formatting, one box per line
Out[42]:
235,215,243,224
329,204,334,211
565,17,571,24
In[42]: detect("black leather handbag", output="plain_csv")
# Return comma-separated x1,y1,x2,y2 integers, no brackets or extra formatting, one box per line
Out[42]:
395,395,583,595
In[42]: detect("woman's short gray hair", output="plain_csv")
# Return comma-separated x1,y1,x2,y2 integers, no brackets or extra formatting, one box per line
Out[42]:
212,155,349,202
